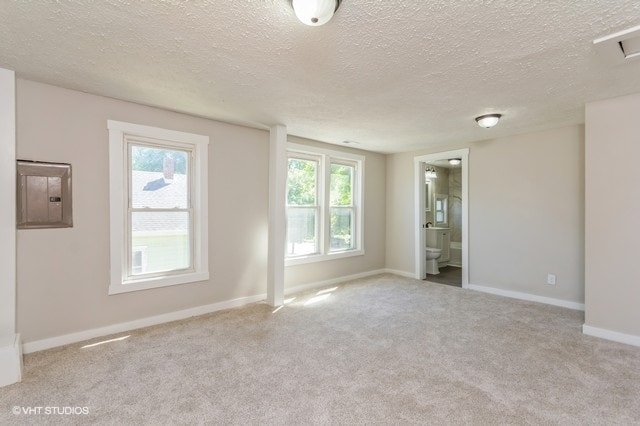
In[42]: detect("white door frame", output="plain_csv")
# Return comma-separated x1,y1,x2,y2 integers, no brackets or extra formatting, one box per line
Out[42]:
414,148,469,288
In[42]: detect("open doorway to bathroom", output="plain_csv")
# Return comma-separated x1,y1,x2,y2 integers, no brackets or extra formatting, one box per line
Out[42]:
423,159,462,287
414,149,469,288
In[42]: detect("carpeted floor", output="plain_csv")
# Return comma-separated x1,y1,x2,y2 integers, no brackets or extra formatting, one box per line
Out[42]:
2,274,640,424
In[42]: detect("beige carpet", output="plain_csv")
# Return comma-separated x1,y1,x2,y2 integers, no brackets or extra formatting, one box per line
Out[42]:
2,274,640,424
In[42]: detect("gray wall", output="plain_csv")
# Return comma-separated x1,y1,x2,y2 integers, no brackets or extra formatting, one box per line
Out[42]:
16,80,270,343
15,80,388,343
585,92,640,337
13,78,639,349
16,76,640,347
386,150,415,274
387,125,585,304
284,135,386,288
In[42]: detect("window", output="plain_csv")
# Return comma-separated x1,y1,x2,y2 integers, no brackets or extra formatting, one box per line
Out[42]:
131,247,148,275
286,143,364,264
108,120,209,294
330,162,355,251
286,155,320,256
435,194,448,225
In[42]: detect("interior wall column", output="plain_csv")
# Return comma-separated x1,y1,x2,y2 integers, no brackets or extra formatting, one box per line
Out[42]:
0,67,22,387
267,125,286,306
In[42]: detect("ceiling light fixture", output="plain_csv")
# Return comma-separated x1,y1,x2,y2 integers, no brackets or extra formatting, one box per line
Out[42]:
448,158,461,166
291,0,341,26
475,114,502,128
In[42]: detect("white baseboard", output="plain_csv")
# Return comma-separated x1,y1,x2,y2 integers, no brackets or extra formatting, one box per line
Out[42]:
26,271,588,355
285,269,387,295
582,324,640,347
0,334,23,387
23,269,391,354
22,294,266,354
383,268,417,279
468,284,585,311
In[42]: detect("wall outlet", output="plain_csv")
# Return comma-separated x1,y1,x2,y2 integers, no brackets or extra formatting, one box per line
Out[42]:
547,274,556,285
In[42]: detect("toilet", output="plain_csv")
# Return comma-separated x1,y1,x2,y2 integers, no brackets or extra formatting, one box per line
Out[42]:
425,247,442,275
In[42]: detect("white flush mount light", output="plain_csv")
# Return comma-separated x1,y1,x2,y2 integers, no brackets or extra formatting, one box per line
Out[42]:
292,0,341,26
475,114,502,128
448,158,461,166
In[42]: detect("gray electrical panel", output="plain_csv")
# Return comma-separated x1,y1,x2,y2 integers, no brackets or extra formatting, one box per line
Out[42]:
17,160,73,229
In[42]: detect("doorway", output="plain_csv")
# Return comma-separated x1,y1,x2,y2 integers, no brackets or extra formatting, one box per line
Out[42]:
414,149,469,288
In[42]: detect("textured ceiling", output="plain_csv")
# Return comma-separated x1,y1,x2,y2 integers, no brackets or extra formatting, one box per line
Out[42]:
1,1,640,153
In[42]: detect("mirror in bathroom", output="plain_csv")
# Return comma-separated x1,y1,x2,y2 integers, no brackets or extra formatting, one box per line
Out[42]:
435,194,448,225
424,179,432,212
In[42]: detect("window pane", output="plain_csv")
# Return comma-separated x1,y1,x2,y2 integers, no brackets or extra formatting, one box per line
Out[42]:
330,163,353,206
131,211,191,275
132,248,145,274
286,207,318,256
330,207,354,251
287,158,317,206
131,145,189,209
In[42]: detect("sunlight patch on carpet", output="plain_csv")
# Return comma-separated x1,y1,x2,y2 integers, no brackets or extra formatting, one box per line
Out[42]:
81,335,130,349
304,293,331,306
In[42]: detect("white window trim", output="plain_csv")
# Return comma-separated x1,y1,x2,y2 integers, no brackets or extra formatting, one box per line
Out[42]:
285,143,364,266
108,120,209,295
286,152,322,257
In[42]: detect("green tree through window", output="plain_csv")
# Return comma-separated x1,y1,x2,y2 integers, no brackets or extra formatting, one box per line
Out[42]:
286,147,362,261
330,163,354,250
286,158,319,256
287,159,317,205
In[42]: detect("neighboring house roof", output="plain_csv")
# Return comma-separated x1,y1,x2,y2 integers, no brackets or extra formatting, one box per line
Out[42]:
130,170,189,233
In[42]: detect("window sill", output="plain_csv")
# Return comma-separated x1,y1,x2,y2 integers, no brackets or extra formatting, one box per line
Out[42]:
109,271,209,295
285,249,364,267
